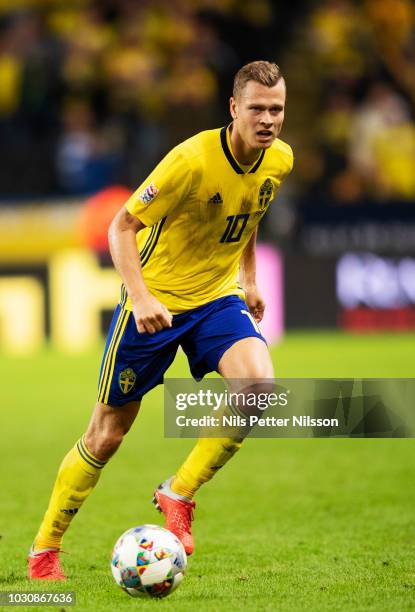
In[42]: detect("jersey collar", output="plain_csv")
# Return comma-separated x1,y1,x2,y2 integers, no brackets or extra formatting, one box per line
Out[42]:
220,124,265,175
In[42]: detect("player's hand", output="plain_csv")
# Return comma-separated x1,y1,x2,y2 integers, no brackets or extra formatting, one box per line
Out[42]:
132,294,173,334
245,285,265,323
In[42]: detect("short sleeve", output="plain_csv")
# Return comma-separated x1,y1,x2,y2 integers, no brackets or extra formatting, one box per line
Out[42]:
125,148,192,226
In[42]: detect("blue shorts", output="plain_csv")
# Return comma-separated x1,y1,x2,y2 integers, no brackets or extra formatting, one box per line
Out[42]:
97,295,266,407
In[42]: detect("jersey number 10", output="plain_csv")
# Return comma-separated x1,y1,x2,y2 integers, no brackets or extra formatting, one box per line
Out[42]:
220,214,250,243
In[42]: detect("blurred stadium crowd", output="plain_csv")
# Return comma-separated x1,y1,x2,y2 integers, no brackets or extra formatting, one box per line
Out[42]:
0,0,414,205
289,0,415,206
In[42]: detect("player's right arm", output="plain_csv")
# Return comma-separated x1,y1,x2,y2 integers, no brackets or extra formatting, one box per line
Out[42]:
108,208,173,334
109,146,193,334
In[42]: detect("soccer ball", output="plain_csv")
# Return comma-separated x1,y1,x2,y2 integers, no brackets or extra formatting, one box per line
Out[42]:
110,524,187,598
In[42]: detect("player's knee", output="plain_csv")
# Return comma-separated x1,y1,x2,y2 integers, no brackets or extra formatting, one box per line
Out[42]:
229,381,276,424
245,362,274,379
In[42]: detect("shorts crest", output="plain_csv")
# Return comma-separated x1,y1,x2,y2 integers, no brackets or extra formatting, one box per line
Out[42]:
118,367,137,394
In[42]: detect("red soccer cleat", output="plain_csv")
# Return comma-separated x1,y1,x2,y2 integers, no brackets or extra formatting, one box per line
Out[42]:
28,547,66,580
153,479,196,556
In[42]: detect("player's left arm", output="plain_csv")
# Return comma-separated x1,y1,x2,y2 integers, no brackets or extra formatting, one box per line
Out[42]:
239,227,265,323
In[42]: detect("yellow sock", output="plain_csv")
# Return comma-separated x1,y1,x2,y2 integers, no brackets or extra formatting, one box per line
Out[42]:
171,437,242,499
33,436,106,551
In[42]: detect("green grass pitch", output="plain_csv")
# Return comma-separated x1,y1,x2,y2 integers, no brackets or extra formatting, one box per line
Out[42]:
1,331,415,611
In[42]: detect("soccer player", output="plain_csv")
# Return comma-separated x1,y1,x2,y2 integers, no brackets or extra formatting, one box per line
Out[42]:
29,60,293,579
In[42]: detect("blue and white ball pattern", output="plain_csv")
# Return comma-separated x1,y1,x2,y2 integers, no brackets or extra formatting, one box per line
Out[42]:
111,524,187,598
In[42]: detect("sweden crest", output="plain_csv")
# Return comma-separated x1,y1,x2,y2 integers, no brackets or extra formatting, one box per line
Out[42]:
258,178,273,210
118,368,136,394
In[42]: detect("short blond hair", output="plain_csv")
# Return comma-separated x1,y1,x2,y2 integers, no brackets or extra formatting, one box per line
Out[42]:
233,61,284,99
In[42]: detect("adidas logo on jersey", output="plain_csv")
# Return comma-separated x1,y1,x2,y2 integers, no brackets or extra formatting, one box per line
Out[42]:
208,192,223,204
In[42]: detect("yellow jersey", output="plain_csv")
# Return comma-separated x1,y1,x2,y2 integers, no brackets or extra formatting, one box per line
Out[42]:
124,124,293,313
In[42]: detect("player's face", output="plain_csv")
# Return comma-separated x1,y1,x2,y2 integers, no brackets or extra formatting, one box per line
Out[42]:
230,79,286,150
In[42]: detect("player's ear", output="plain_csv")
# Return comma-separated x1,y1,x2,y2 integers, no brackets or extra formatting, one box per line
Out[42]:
230,96,237,120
